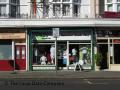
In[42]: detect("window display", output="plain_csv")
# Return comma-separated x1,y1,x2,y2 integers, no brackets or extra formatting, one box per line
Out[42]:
50,45,55,64
69,44,91,65
33,44,55,65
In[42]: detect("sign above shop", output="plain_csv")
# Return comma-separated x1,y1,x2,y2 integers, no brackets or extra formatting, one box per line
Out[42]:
52,28,60,38
113,39,120,43
0,33,25,39
35,36,91,41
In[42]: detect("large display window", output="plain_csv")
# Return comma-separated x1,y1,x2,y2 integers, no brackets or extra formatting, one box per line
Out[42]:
30,28,93,70
69,44,91,65
0,40,12,60
32,43,55,65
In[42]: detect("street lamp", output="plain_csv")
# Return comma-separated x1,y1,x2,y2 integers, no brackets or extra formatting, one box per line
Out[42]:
52,28,59,74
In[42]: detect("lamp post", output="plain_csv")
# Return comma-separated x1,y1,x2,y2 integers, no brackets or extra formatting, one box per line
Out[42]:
52,28,59,74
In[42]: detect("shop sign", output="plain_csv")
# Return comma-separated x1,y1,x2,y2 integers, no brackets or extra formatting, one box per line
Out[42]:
0,33,25,39
52,28,59,38
113,40,120,43
35,36,91,41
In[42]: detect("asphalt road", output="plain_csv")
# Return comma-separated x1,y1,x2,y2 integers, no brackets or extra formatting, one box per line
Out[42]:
0,78,120,90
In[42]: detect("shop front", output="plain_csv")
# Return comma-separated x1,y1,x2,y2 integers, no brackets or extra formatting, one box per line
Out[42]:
96,28,120,71
29,27,94,71
0,29,26,71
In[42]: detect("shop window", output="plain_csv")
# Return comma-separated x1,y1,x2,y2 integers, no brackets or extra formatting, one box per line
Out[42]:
33,44,55,65
0,40,12,60
69,44,91,65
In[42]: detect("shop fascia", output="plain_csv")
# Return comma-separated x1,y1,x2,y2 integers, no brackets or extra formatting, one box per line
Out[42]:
35,35,91,41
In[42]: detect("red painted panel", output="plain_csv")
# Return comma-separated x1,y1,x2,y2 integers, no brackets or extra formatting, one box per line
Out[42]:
15,60,26,70
0,60,14,71
104,11,120,18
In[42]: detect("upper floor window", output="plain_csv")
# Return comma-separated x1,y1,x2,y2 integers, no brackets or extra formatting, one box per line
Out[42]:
10,0,19,4
63,4,70,16
53,0,61,2
117,0,120,2
117,4,120,12
53,4,61,16
0,0,6,2
63,0,70,2
107,4,113,11
0,5,6,16
107,0,112,3
73,0,81,3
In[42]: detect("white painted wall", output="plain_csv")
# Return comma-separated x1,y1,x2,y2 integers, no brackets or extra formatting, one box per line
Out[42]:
80,0,91,18
20,0,31,17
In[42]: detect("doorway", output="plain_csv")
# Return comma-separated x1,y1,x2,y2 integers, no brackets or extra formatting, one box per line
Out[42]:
57,42,67,69
97,44,108,69
15,45,26,70
114,44,120,64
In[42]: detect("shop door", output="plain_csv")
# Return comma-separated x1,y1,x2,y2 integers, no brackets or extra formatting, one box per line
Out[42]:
97,44,108,69
57,42,67,69
15,45,26,70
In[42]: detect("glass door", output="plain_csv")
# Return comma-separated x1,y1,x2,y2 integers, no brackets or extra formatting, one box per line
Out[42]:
57,42,67,69
15,45,26,70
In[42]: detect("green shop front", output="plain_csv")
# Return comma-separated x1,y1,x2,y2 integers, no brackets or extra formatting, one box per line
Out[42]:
28,27,94,71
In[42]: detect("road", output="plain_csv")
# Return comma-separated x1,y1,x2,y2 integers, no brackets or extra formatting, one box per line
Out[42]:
0,78,120,90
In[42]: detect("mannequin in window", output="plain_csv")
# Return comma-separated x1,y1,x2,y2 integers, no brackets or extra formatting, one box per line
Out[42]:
50,45,55,64
81,47,88,64
40,54,47,65
72,48,77,63
34,48,38,64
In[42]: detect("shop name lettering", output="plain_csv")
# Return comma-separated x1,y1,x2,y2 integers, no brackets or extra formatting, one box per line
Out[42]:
4,81,64,86
35,36,51,40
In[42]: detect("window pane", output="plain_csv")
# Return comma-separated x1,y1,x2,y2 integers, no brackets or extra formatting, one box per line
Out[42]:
53,4,61,16
117,0,120,2
22,47,25,59
16,47,20,59
0,5,6,15
63,4,70,16
63,0,70,2
107,0,112,3
0,41,12,60
117,4,120,12
33,44,55,65
0,0,6,2
73,0,81,3
53,0,60,2
107,4,113,11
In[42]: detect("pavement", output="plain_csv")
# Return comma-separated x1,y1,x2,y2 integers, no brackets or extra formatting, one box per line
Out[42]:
0,70,120,79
